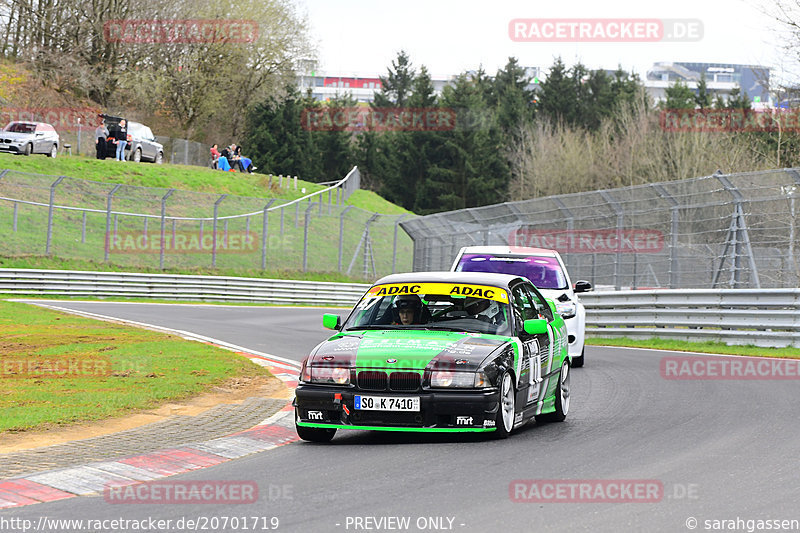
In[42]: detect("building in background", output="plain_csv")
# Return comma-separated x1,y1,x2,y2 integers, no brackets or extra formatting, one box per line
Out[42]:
644,62,771,107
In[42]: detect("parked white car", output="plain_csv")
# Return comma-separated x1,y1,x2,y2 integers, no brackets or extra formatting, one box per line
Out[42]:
451,246,592,366
0,121,60,157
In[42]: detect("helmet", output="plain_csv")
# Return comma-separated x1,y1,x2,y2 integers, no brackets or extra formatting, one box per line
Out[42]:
394,294,422,310
464,297,491,316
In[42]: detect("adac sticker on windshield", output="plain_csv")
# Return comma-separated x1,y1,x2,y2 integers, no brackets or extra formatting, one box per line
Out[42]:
366,283,508,303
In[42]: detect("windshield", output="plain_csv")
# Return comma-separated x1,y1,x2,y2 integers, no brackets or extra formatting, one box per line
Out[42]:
3,122,36,134
343,282,511,335
456,254,567,290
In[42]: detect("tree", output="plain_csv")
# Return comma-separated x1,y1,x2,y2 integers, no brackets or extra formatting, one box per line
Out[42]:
489,57,536,140
695,73,712,109
663,79,696,109
373,50,415,108
536,57,576,125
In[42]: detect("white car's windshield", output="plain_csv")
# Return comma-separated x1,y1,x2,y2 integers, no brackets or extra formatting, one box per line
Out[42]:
343,283,512,336
456,254,568,290
3,122,36,134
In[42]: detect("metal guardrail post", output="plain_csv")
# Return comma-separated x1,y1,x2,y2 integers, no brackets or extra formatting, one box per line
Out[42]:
303,202,316,272
103,184,122,261
339,206,354,272
160,189,175,270
261,199,276,270
392,215,409,274
212,194,228,268
46,176,66,255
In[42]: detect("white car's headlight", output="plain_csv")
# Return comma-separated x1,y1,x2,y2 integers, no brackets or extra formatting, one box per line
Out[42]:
430,370,489,388
555,300,576,319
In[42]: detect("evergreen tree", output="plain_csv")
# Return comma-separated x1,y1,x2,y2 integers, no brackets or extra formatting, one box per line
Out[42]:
695,73,712,109
726,87,751,110
490,57,536,140
374,50,416,108
536,57,576,125
663,79,696,109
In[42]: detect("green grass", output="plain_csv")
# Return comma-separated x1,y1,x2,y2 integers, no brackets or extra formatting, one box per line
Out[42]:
0,300,271,432
587,336,800,359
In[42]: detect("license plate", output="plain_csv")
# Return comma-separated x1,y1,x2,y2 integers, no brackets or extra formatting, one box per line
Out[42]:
355,395,420,411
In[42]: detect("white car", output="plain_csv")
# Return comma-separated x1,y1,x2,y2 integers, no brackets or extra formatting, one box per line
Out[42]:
451,246,592,367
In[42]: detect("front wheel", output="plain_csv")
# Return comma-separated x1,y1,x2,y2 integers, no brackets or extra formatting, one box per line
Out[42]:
536,361,570,423
296,424,336,443
23,143,32,156
493,371,516,438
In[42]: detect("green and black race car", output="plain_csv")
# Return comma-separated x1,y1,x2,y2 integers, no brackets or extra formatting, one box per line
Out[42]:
294,272,571,442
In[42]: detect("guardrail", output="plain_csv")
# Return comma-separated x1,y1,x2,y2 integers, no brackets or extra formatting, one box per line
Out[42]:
2,270,798,347
581,289,800,348
0,269,369,306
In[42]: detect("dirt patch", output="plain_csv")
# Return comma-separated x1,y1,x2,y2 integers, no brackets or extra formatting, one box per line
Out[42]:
0,373,290,454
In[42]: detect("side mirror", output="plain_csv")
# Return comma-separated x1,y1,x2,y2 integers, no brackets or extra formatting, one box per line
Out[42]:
322,313,341,330
574,280,593,293
523,318,548,335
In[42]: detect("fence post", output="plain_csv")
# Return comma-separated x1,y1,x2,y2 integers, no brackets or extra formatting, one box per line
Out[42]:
103,183,121,261
212,194,228,268
599,190,624,291
280,204,285,235
143,217,148,247
303,202,316,272
294,176,297,190
13,202,18,232
652,184,681,289
81,211,86,243
295,202,299,228
552,197,575,273
160,189,175,270
392,215,408,274
261,199,276,270
46,176,66,255
339,206,354,272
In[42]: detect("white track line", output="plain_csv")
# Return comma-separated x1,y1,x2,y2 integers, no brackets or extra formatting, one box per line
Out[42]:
27,302,302,369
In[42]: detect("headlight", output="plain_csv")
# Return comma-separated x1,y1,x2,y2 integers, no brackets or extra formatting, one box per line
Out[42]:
307,366,350,385
430,370,489,388
555,300,576,319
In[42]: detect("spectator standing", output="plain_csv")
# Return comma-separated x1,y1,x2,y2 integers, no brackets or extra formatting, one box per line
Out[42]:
95,120,109,159
115,119,128,161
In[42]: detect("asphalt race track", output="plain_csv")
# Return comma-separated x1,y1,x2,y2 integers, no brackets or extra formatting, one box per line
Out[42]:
2,301,798,533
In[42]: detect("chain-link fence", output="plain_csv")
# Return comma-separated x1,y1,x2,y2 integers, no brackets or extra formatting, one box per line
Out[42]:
0,166,410,279
401,168,800,289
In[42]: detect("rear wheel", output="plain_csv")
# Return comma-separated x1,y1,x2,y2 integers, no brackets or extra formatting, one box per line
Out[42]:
48,144,58,158
296,424,336,443
155,151,163,164
536,361,570,423
493,371,515,438
133,148,141,162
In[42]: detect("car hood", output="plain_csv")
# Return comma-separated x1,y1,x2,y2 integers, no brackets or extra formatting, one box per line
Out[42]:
0,132,33,141
309,329,510,372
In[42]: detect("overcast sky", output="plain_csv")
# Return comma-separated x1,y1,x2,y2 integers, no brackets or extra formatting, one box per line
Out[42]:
296,0,796,82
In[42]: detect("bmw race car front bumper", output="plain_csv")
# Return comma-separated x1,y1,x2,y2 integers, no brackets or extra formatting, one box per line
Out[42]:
294,384,501,432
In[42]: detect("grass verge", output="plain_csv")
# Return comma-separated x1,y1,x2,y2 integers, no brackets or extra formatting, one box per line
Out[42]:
586,336,800,359
0,300,271,432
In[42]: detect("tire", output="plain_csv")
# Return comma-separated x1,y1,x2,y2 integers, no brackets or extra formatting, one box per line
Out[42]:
23,143,32,156
536,361,570,423
48,144,58,158
493,371,516,438
133,148,141,162
155,151,163,164
296,424,336,443
572,346,585,368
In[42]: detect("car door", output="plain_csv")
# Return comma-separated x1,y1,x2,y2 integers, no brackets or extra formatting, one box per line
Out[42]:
523,282,564,401
34,124,46,153
141,126,156,160
509,283,549,407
